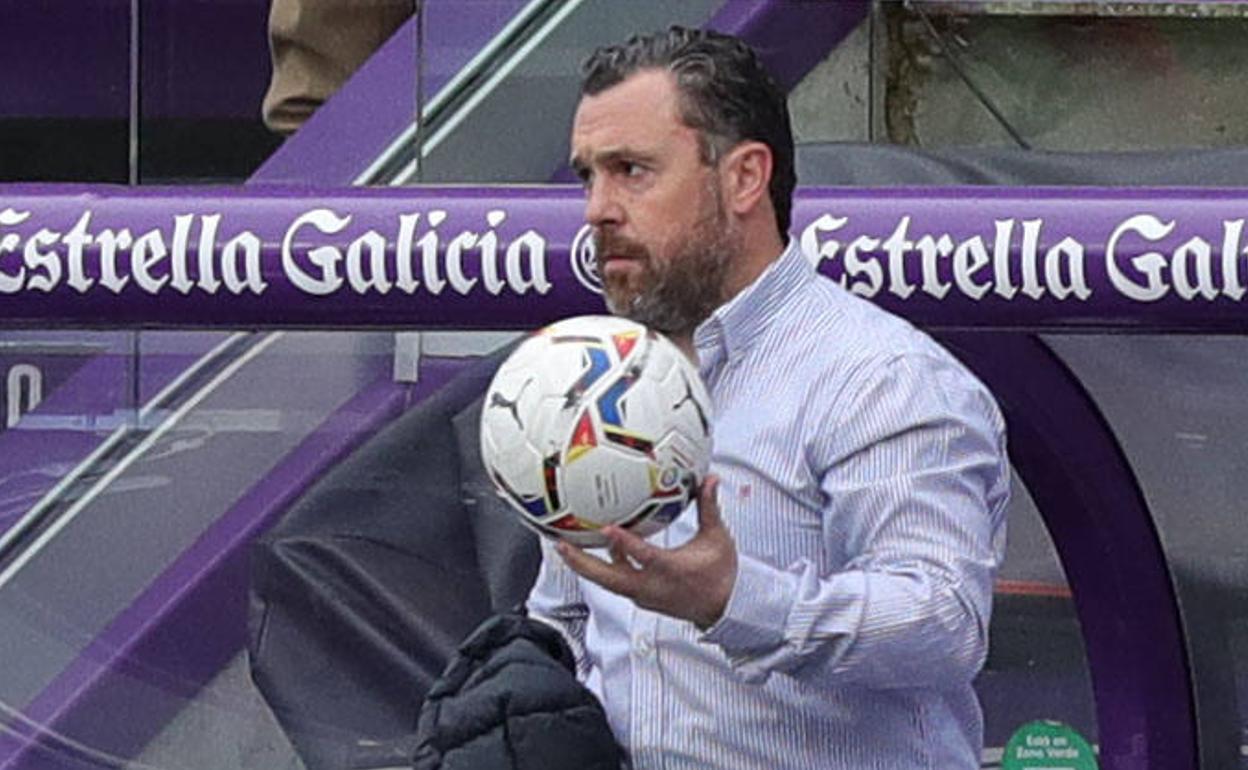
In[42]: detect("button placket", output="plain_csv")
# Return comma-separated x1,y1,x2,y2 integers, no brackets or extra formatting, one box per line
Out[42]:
629,607,664,766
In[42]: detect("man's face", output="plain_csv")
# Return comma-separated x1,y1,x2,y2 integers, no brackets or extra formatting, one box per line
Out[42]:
570,70,739,336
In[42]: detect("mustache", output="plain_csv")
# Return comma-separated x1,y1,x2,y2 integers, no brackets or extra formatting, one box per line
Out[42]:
592,230,650,262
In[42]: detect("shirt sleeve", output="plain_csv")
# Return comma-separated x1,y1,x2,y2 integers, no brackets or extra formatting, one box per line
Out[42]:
525,536,592,678
701,352,1010,689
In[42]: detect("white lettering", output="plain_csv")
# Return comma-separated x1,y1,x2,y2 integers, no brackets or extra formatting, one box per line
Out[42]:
1173,236,1218,301
421,210,447,294
882,216,916,299
480,210,506,295
23,228,62,292
799,214,848,288
346,230,391,294
283,209,347,295
844,235,883,297
445,231,478,294
1020,219,1045,300
1107,214,1172,302
6,364,42,428
395,213,421,293
505,231,551,294
197,213,223,294
916,233,953,299
97,228,133,293
952,237,992,300
991,219,1018,300
1044,237,1091,300
0,208,31,293
169,214,194,294
131,229,169,293
1221,219,1246,301
64,211,94,292
223,232,266,294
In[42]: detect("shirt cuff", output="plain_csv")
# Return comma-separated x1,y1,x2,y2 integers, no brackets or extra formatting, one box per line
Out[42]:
700,553,796,659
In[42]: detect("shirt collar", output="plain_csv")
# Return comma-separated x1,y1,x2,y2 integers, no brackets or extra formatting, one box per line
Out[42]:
694,239,813,373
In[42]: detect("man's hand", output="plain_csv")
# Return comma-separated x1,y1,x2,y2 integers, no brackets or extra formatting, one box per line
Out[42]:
555,475,736,629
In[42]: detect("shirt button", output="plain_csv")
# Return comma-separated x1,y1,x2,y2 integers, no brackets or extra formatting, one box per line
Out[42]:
634,637,653,657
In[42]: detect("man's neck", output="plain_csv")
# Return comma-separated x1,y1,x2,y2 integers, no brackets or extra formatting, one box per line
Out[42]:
671,333,696,364
667,226,786,366
721,229,787,307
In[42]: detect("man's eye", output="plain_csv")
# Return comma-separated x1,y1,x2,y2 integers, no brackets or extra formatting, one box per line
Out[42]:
624,162,644,177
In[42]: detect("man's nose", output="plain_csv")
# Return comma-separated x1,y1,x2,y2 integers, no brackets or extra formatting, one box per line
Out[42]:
584,180,623,227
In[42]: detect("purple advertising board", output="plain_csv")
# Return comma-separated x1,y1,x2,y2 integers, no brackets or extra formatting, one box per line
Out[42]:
0,184,1246,332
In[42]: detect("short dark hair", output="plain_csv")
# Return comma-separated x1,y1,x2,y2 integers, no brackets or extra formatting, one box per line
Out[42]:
581,26,797,238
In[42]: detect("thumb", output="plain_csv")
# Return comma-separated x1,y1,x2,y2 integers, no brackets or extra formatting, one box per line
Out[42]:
696,474,723,533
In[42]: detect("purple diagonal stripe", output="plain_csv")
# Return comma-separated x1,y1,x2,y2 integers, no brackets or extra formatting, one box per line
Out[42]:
249,0,529,187
708,0,868,90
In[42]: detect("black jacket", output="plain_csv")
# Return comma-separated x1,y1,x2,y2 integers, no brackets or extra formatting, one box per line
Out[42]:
412,611,624,770
249,347,542,769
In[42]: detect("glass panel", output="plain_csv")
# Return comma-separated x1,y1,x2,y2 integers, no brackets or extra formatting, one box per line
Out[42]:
0,329,397,769
139,0,282,183
0,324,1105,769
980,475,1098,764
1047,334,1248,769
0,1,129,182
378,0,726,186
0,0,284,184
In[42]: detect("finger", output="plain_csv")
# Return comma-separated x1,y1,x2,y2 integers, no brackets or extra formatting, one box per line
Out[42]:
607,538,637,570
556,540,640,596
696,475,723,532
603,525,662,567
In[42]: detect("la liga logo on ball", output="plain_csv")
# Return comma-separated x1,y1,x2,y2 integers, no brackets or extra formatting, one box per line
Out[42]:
480,315,712,547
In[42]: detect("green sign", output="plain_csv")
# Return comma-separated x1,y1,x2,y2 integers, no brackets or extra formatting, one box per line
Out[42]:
1002,720,1097,770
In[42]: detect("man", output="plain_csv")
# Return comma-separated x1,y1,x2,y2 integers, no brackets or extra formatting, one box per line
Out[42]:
526,26,1010,770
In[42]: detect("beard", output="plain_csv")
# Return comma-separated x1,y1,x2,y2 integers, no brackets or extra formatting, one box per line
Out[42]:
594,183,738,337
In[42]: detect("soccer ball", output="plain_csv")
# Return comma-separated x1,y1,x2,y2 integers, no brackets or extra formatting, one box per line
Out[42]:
480,315,713,548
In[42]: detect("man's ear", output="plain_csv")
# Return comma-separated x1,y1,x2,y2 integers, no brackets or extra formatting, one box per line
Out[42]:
721,141,774,218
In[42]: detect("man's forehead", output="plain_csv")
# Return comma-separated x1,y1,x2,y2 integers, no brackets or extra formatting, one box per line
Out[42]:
574,70,683,126
570,70,691,158
588,68,677,100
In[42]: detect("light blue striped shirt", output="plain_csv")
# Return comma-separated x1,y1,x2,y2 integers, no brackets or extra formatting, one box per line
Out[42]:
527,240,1010,770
